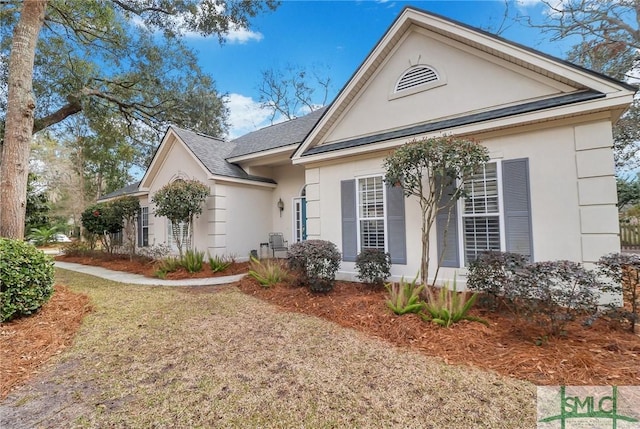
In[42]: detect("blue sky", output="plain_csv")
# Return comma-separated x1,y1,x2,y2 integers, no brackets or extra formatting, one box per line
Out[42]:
185,1,576,138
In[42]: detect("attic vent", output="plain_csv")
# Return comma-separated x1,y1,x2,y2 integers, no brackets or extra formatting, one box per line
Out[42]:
395,65,439,92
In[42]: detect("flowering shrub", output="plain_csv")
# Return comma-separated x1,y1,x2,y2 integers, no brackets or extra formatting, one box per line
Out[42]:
81,202,123,253
466,251,528,309
506,260,601,336
355,249,391,287
597,253,640,333
288,240,341,293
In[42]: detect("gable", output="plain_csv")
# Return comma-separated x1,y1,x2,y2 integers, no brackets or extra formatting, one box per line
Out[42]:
140,131,211,192
324,27,575,144
293,7,635,162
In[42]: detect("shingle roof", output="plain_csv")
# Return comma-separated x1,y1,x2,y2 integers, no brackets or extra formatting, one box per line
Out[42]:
169,126,276,184
98,181,141,201
303,90,605,156
228,106,329,158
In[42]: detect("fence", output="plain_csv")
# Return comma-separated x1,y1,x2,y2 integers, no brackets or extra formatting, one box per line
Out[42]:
620,223,640,249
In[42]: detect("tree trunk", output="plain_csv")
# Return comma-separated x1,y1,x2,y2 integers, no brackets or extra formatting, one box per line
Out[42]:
0,1,48,239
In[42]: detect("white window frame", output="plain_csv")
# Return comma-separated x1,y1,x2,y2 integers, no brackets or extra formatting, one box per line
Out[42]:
355,174,387,253
140,206,149,247
167,219,188,250
456,160,506,266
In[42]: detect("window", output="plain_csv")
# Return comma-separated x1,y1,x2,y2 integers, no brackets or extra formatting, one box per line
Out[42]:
139,207,149,247
167,220,188,249
357,176,386,251
437,158,532,268
461,162,501,264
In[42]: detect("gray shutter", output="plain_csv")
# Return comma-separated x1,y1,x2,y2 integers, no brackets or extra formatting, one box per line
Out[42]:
502,158,533,261
435,176,460,268
137,209,142,247
386,184,406,265
341,180,357,262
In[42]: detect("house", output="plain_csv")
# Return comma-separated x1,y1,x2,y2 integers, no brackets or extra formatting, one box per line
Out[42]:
100,7,635,285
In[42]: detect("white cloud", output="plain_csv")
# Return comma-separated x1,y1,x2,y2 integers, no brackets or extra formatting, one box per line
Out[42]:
225,93,272,139
224,25,263,44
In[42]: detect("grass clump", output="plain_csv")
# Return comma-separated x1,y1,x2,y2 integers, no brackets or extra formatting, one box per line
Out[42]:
181,249,204,273
208,253,233,273
385,274,424,315
422,278,487,328
248,257,289,288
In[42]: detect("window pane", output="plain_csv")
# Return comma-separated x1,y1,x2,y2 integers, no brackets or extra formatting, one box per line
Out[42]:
360,219,385,250
462,163,501,265
464,216,500,264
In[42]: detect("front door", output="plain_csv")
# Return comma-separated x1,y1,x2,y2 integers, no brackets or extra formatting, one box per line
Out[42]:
293,197,307,242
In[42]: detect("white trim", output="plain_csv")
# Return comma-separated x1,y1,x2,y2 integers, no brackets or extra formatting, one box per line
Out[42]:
292,93,634,166
355,174,388,253
456,160,504,266
226,144,299,164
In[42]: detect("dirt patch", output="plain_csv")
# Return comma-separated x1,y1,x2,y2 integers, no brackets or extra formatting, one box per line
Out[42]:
1,285,92,399
55,253,249,279
235,276,640,386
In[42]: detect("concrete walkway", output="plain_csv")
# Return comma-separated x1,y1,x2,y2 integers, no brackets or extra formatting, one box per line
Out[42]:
55,261,246,286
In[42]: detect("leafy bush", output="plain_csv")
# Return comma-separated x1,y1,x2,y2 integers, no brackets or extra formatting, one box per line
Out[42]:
152,179,209,257
0,238,55,322
422,279,487,327
61,241,92,257
137,244,172,261
597,253,640,333
355,249,391,287
385,274,424,315
248,257,289,288
81,202,123,253
208,254,233,273
181,249,204,273
466,251,527,309
288,240,341,293
507,260,600,336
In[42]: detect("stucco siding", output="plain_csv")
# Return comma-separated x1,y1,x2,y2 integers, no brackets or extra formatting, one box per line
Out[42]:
308,120,618,284
324,29,568,144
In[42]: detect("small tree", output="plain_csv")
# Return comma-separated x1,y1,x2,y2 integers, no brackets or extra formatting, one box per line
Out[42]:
383,136,489,285
81,202,123,254
152,180,209,257
111,196,140,260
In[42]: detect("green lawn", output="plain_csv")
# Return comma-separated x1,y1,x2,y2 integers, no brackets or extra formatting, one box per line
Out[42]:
1,269,536,428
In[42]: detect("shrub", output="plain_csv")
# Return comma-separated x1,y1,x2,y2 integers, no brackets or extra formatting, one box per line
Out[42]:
385,274,424,315
288,240,341,293
61,241,92,257
137,244,172,261
208,254,233,273
355,249,391,287
248,257,289,288
422,278,487,327
181,249,204,273
507,260,600,336
597,253,640,333
466,251,527,309
81,202,123,254
0,238,55,322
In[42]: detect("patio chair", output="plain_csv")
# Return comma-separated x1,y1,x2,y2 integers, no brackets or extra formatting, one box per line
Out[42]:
268,233,289,258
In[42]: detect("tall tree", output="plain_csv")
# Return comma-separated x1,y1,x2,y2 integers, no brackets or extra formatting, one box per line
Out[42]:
0,0,278,239
257,64,331,123
520,0,640,172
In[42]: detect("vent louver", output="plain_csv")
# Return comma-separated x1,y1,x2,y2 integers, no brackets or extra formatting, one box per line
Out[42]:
396,66,439,92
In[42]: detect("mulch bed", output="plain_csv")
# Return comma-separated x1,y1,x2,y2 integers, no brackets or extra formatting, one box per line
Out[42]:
4,253,639,400
55,254,249,280
1,285,92,399
236,276,640,386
